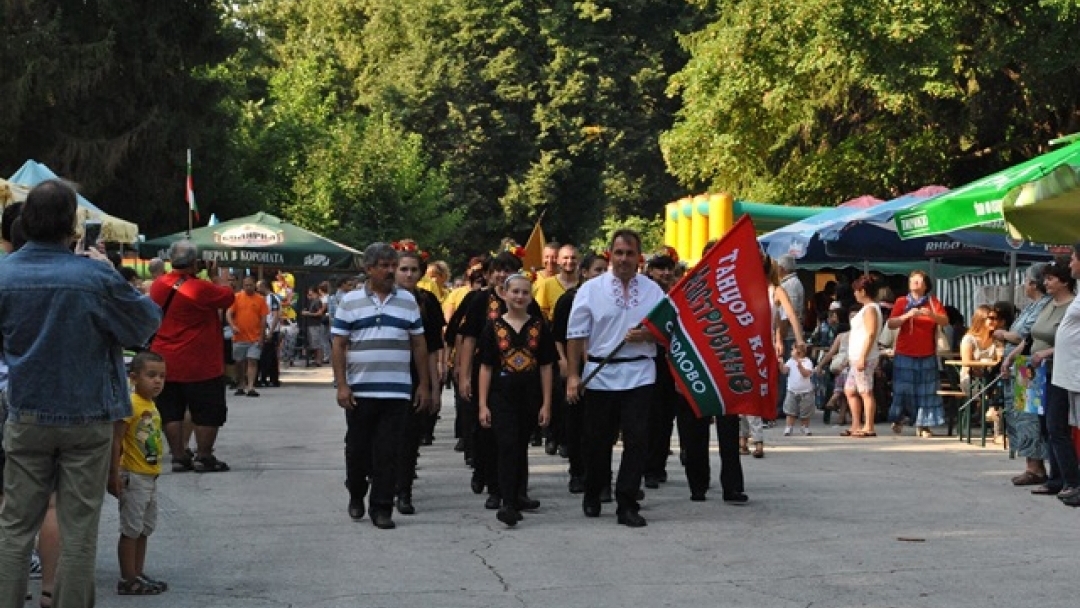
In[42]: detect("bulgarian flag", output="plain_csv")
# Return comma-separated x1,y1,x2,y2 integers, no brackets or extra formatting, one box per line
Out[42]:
186,148,199,221
643,215,776,418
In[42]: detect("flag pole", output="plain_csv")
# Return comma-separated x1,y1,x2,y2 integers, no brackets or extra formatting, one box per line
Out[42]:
186,149,193,237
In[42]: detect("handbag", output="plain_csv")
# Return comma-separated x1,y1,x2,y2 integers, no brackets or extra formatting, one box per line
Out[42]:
936,325,952,354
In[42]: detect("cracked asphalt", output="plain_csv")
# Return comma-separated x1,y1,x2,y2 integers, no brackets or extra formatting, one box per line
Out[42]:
56,366,1079,608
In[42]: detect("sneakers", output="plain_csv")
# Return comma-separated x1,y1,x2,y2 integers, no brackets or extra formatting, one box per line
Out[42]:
783,427,792,436
193,454,230,473
801,427,812,436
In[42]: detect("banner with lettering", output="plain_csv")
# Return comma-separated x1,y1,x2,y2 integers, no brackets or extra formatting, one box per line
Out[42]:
642,215,776,418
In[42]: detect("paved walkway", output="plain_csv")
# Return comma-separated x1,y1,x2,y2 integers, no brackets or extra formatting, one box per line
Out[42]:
40,367,1078,607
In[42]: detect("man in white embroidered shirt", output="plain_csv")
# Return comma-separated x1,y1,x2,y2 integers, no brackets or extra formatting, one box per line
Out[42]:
565,229,664,528
332,243,432,530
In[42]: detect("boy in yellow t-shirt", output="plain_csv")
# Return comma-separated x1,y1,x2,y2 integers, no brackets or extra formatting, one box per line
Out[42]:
109,351,168,595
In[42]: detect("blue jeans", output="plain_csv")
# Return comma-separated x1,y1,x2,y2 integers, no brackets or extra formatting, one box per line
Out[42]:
0,421,114,607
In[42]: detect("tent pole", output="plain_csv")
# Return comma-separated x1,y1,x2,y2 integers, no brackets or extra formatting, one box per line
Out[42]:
1007,251,1017,305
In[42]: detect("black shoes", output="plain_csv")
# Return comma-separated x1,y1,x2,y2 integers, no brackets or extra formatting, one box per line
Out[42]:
516,496,540,511
723,492,749,504
470,477,485,495
496,505,522,526
545,440,558,456
568,476,584,494
371,512,396,529
599,486,613,503
690,491,707,502
396,496,415,515
558,445,569,459
644,475,660,489
484,494,501,510
617,510,647,528
454,438,465,452
582,501,601,518
348,499,365,521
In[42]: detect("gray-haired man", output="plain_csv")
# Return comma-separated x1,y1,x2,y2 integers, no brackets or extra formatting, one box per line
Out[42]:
332,243,433,530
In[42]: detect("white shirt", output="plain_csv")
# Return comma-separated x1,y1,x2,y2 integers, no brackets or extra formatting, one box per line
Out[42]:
784,357,814,393
848,303,881,366
567,271,665,391
1052,296,1080,392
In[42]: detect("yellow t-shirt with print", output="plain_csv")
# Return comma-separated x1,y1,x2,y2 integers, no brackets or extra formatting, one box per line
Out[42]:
121,394,164,475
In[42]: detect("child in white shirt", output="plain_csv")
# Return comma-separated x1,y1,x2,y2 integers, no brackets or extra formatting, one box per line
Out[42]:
780,343,815,436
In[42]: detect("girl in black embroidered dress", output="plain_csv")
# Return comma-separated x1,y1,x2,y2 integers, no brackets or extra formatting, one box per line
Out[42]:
478,274,556,526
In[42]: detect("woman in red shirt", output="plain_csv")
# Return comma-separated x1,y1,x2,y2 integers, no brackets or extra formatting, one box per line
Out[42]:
886,270,948,437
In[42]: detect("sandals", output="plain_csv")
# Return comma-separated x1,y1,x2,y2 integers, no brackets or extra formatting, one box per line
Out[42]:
751,445,764,459
890,422,903,434
171,449,195,473
193,455,230,473
117,577,163,595
853,431,878,437
1011,471,1048,486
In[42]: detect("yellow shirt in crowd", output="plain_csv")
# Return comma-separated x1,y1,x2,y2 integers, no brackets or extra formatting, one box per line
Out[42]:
121,393,163,476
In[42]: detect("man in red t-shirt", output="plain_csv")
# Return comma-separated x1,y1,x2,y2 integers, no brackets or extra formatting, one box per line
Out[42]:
149,240,236,473
227,276,270,397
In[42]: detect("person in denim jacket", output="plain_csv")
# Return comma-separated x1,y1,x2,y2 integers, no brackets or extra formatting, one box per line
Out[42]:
0,180,161,608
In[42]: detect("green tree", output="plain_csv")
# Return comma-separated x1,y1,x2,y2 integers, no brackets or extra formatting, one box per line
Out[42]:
0,0,240,235
662,0,1080,207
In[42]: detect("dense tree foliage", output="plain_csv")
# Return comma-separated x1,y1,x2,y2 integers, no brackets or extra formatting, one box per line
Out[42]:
0,0,238,230
663,0,1080,206
3,0,1079,266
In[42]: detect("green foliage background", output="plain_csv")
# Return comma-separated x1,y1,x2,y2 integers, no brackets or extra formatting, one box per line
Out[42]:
2,0,1079,271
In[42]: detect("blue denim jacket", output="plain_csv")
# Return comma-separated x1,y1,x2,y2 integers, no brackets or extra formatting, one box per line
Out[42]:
0,242,162,425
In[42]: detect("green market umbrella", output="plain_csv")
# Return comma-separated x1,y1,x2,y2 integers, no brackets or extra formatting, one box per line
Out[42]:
138,212,361,271
1001,165,1080,246
895,139,1080,239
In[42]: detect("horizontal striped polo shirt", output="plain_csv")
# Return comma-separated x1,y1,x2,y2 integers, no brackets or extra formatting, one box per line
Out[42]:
331,285,423,399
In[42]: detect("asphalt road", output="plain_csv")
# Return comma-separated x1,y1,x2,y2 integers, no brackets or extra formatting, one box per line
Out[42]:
33,366,1078,608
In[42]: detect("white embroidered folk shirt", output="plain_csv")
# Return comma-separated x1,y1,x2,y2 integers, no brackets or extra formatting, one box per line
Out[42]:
566,271,665,391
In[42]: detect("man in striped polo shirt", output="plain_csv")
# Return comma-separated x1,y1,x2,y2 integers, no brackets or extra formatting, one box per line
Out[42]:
332,243,433,530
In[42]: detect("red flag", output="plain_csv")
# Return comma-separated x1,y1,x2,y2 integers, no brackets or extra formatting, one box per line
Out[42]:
643,215,776,418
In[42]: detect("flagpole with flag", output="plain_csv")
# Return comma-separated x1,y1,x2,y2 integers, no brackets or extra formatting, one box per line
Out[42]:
642,215,777,418
521,212,547,275
186,148,199,235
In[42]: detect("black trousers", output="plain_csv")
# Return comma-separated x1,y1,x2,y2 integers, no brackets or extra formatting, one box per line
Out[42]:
646,360,677,480
583,385,652,512
344,397,407,515
715,414,744,495
490,376,539,506
257,332,280,385
1045,378,1080,488
395,406,424,498
673,393,710,496
565,383,586,478
546,376,567,447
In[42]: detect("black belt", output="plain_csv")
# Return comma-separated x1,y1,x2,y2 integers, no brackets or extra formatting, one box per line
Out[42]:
587,355,649,364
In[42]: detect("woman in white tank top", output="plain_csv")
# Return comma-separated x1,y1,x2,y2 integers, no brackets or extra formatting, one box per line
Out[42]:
844,276,882,437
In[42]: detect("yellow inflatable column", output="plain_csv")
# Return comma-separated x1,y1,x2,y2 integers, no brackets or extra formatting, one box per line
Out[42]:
678,198,693,263
708,192,735,241
690,195,709,263
665,202,679,253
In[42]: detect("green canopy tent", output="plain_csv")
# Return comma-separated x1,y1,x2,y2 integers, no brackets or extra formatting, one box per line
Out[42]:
894,138,1080,239
138,212,361,271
